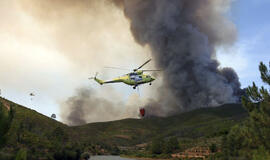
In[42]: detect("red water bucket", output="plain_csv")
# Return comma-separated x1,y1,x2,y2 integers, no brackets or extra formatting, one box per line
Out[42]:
140,108,145,117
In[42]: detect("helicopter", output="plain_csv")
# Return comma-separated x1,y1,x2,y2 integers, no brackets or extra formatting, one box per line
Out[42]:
89,59,160,89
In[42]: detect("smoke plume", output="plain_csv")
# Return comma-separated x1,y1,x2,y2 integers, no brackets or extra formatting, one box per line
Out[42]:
64,0,242,120
62,87,141,126
113,0,241,115
62,88,121,126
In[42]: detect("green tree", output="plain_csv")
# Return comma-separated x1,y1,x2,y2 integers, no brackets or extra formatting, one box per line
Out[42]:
163,137,179,154
15,148,27,160
252,146,270,160
209,143,217,153
80,152,90,160
0,103,14,147
223,61,270,159
150,138,164,154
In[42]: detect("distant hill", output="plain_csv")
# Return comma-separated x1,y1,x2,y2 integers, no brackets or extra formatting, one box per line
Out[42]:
0,97,247,159
72,103,247,146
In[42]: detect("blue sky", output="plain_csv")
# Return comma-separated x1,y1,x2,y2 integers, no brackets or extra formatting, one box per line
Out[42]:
217,0,270,88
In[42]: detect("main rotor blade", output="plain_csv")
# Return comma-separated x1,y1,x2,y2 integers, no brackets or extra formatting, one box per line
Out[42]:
104,67,130,71
136,59,152,71
141,69,162,72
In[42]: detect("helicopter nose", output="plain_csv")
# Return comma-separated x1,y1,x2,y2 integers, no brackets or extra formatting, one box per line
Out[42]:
151,77,155,81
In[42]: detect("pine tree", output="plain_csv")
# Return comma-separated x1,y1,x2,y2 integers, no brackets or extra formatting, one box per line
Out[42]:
223,61,270,159
242,62,270,111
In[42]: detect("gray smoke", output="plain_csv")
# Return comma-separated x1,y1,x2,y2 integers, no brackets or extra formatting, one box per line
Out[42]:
62,88,122,126
62,87,141,126
113,0,241,115
64,88,88,125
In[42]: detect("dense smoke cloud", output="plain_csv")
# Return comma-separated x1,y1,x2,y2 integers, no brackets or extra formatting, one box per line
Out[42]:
63,88,121,126
112,0,241,115
62,87,141,125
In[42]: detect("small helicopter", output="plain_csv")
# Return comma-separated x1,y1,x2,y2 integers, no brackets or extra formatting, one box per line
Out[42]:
29,92,35,101
89,59,160,89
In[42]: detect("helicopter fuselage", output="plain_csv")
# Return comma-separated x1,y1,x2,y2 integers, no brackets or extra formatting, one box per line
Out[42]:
120,72,155,86
92,71,155,89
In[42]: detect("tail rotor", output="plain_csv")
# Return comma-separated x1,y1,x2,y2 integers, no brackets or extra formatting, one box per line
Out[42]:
89,72,104,85
89,72,98,80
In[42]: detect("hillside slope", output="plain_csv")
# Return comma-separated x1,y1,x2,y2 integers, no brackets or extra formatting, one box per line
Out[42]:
0,97,68,159
0,97,247,159
70,104,247,146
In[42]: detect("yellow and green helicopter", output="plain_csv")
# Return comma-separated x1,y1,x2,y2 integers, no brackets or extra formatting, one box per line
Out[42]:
89,59,160,89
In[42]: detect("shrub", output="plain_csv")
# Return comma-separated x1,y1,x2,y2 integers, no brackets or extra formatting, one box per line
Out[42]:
15,148,27,160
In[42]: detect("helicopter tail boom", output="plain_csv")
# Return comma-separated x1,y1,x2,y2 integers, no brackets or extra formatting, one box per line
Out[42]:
89,73,104,85
94,78,104,85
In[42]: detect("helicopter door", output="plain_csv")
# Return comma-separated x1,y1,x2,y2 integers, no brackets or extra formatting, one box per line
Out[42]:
130,75,136,81
134,75,143,82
